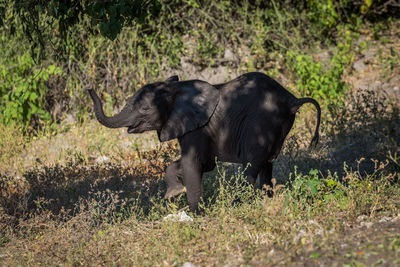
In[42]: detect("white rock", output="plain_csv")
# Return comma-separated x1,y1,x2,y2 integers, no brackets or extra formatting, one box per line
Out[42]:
95,155,110,164
182,262,196,267
378,216,392,223
224,48,234,61
353,59,366,73
360,221,373,229
163,211,193,222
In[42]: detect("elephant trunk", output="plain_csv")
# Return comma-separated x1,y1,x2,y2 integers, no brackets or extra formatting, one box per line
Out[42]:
88,89,132,128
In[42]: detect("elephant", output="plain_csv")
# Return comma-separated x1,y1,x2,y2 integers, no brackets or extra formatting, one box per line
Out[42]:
88,72,321,212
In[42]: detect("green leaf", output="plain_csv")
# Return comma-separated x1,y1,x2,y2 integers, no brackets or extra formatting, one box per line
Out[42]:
309,252,321,258
29,92,38,101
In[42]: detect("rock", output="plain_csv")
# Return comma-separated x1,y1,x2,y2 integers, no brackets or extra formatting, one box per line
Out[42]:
163,211,194,222
224,48,235,61
353,59,366,73
95,156,109,164
360,221,373,229
378,216,392,223
182,262,196,267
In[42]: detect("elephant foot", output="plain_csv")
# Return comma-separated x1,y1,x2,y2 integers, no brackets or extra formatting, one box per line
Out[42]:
164,184,186,199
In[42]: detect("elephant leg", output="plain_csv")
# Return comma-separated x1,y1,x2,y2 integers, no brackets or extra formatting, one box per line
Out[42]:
257,162,273,190
180,153,203,213
164,159,186,199
243,165,259,186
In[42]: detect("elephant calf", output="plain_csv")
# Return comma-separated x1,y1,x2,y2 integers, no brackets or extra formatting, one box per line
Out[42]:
89,72,321,212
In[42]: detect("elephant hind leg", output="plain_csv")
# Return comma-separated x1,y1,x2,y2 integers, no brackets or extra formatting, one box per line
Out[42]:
257,162,273,190
257,162,273,197
243,164,258,186
164,160,186,199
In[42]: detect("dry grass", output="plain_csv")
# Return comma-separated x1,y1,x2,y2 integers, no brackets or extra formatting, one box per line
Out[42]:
1,84,399,266
1,22,400,265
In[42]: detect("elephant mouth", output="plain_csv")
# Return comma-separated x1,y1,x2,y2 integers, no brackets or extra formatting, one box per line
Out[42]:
127,126,136,134
127,121,140,134
127,122,145,134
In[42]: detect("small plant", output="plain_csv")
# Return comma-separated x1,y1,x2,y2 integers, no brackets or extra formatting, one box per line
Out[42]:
307,0,340,34
286,27,359,108
286,50,348,107
0,52,62,127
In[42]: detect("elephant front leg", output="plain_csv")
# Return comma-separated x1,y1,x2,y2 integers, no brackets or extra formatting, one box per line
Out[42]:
164,159,186,199
181,156,203,213
257,162,273,190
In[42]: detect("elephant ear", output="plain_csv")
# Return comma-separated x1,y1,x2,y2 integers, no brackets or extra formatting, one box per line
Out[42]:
159,80,219,142
165,75,179,82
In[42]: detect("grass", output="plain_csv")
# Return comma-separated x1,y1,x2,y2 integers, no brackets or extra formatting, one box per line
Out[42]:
0,84,399,265
0,159,398,265
0,2,399,266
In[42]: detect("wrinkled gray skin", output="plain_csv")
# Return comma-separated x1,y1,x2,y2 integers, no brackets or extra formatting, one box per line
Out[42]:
89,72,321,212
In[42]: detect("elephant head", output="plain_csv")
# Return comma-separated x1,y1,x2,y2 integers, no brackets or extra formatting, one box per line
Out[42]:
88,76,220,141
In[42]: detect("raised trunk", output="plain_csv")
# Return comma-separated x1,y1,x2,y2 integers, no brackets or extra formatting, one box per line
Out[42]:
88,89,132,128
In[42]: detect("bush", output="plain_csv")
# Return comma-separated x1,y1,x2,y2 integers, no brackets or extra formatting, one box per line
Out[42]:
0,52,62,127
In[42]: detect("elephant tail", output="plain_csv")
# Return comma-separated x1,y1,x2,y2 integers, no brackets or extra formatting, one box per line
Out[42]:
291,97,321,147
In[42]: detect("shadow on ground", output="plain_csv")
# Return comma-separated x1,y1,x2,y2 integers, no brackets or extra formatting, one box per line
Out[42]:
0,152,172,231
1,90,399,232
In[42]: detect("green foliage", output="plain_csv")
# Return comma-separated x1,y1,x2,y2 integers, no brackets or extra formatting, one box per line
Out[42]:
285,169,350,214
87,0,161,40
0,0,161,59
0,0,398,130
307,0,341,33
286,51,347,106
0,52,61,126
286,28,359,106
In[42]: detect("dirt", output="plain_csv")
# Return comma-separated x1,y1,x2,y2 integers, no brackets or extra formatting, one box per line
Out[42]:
289,216,400,266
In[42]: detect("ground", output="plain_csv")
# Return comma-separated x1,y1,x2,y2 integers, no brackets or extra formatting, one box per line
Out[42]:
0,23,399,266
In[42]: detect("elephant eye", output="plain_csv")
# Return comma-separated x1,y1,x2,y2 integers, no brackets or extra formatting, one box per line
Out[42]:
140,105,151,113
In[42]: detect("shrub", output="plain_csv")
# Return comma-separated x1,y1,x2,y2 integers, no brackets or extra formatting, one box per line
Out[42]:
0,52,61,127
